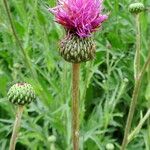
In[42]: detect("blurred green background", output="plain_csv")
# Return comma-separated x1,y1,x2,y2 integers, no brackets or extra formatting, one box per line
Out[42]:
0,0,150,149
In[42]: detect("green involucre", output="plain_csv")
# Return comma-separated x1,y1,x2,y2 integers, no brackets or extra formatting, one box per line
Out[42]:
129,3,145,14
60,34,96,63
7,83,36,105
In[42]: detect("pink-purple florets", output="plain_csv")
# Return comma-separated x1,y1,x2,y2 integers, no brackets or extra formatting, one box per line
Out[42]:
49,0,108,37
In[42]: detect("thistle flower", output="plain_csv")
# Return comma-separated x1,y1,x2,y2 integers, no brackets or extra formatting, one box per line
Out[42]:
49,0,108,63
49,0,107,37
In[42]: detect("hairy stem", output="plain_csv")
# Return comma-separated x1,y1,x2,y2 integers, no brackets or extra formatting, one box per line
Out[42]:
72,63,80,150
121,13,141,150
121,52,150,150
134,14,141,80
128,108,150,143
9,106,24,150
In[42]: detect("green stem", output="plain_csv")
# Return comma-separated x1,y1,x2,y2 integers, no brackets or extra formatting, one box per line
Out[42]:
134,14,141,80
9,106,24,150
72,63,80,150
121,13,141,150
128,108,150,143
121,52,150,150
50,143,55,150
147,118,150,149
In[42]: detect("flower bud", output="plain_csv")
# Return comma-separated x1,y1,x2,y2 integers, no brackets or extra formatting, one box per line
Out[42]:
106,143,115,150
48,135,56,143
123,78,129,83
129,3,145,14
7,83,36,105
60,34,96,63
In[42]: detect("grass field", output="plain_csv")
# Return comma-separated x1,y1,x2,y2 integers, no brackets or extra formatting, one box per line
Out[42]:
0,0,150,150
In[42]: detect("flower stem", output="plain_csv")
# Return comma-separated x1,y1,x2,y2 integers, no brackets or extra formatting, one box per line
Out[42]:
121,13,141,150
9,105,24,150
121,52,150,150
72,63,80,150
134,14,141,80
50,143,55,150
128,108,150,143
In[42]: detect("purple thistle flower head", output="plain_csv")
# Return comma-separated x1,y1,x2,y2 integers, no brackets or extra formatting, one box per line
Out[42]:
49,0,108,38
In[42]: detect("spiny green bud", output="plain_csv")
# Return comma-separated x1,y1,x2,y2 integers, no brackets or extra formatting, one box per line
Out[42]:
7,83,36,105
106,143,115,150
60,34,96,63
129,3,145,14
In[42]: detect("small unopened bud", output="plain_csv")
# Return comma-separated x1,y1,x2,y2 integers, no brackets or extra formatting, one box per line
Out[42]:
106,143,115,150
7,83,36,105
112,56,117,60
129,3,145,14
48,135,56,143
13,63,20,69
102,80,106,83
123,78,129,83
